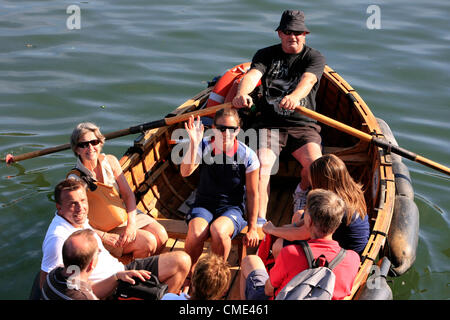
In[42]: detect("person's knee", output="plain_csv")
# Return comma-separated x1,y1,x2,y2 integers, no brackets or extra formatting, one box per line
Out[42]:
260,160,276,177
293,143,322,166
139,232,158,257
258,148,277,174
172,251,192,273
241,255,264,278
187,219,210,242
154,225,168,246
142,222,168,250
210,219,233,243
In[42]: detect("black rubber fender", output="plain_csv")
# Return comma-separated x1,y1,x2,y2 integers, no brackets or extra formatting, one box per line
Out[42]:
385,195,419,276
392,161,415,200
358,257,393,300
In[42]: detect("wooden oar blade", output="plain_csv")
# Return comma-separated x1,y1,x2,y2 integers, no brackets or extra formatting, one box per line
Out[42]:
415,155,450,176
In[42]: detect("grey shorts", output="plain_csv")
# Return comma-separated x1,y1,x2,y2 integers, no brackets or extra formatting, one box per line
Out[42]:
258,124,322,154
125,255,159,278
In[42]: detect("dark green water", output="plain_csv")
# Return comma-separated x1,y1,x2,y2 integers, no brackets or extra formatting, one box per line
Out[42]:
0,0,448,299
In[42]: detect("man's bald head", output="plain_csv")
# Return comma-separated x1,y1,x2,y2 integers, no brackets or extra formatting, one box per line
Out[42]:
62,229,98,271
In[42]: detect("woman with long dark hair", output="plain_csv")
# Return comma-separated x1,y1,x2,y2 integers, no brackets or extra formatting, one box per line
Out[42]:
263,154,370,255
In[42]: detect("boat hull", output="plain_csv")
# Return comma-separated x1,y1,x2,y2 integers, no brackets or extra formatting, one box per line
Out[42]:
118,65,413,299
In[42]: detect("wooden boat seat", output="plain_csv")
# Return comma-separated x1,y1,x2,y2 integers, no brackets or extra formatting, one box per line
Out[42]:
278,142,370,164
157,218,265,263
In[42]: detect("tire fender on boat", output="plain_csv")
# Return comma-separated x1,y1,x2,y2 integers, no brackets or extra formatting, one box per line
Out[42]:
386,195,420,276
377,118,419,277
206,62,261,111
392,161,415,200
358,257,393,300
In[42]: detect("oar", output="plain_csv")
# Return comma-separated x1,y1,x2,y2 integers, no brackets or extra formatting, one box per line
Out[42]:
2,102,232,164
296,106,450,176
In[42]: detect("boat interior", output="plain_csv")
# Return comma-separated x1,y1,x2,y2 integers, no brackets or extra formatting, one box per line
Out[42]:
118,65,395,299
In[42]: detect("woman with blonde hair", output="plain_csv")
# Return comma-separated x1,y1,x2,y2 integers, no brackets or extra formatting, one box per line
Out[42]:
263,154,370,255
68,122,168,260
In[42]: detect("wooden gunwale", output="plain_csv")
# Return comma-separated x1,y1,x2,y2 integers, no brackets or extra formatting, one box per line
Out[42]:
323,66,395,299
118,65,395,300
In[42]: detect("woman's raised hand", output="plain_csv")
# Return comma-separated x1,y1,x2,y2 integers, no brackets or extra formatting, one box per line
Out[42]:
185,115,204,145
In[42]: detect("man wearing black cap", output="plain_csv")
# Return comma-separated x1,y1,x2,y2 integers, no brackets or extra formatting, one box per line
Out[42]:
233,10,325,224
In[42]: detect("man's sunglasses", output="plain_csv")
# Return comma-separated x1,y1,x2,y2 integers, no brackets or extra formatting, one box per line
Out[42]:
214,124,239,132
77,139,101,149
282,30,304,36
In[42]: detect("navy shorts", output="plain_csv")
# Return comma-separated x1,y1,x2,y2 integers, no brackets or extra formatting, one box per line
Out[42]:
245,269,271,300
186,205,247,239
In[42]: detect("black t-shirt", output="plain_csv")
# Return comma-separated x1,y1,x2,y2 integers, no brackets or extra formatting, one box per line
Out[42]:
251,43,326,127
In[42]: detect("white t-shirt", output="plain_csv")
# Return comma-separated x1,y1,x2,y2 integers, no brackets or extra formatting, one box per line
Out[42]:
41,212,125,283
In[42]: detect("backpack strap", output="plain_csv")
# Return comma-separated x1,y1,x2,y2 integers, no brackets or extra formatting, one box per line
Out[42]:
299,241,315,269
328,248,347,270
300,241,347,270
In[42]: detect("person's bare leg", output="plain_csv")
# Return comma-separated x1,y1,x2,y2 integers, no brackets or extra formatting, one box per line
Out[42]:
257,147,278,222
291,142,322,190
141,219,168,254
209,216,235,261
122,229,157,259
184,217,210,273
157,251,191,293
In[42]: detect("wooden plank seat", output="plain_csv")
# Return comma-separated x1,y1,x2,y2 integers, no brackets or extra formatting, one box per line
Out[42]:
157,218,265,263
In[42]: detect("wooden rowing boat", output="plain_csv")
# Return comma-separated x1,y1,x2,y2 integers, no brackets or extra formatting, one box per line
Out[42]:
117,64,401,300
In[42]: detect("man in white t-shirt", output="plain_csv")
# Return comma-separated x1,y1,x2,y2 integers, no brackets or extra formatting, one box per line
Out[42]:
40,179,191,299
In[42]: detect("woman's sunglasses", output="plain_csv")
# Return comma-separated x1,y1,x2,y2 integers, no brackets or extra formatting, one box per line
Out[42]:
214,124,239,132
77,139,101,149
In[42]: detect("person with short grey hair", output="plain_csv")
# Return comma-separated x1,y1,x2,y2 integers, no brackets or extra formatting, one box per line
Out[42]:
68,122,168,260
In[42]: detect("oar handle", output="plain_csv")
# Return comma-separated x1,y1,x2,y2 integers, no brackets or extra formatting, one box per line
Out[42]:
165,102,233,126
296,106,450,176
